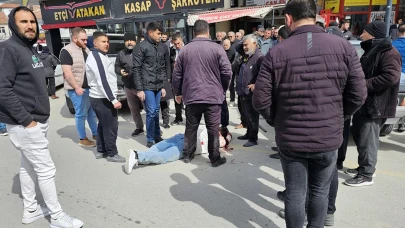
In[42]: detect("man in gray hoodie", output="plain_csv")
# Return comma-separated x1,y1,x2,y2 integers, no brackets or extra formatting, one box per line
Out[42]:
0,6,83,228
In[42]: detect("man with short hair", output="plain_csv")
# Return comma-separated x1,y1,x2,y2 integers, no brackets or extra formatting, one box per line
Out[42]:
239,29,245,37
259,28,273,55
133,22,170,148
236,32,243,40
228,31,239,49
345,20,401,187
61,27,97,147
115,32,144,137
340,19,354,40
170,34,184,125
392,24,405,132
0,6,83,228
253,0,367,226
172,20,232,167
326,21,344,38
390,18,403,41
216,31,223,41
272,28,279,45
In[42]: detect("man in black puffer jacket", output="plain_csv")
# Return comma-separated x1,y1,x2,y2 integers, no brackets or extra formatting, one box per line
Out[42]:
132,22,171,148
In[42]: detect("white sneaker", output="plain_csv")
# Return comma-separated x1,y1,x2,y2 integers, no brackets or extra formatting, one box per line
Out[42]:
50,212,83,228
125,149,139,175
22,204,51,224
229,101,235,107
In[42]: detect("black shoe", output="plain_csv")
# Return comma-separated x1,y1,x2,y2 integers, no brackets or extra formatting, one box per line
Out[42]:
212,157,227,167
344,175,374,187
154,136,164,143
237,135,249,140
163,124,170,129
147,142,155,148
345,167,359,176
398,124,405,132
269,153,280,159
183,154,195,163
131,129,144,137
171,118,183,125
271,146,279,152
243,141,258,147
337,163,344,170
277,190,285,202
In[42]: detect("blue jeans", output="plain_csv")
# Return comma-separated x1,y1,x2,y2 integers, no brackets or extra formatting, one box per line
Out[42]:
144,90,162,142
280,150,337,228
68,89,98,139
0,122,6,130
137,134,184,164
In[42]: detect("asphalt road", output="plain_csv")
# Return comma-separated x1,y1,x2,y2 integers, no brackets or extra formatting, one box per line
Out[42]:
1,89,405,228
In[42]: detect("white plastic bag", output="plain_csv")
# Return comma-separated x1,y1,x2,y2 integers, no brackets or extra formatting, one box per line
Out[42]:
196,126,208,155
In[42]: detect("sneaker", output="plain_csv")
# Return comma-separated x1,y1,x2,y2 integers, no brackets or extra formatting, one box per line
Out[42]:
125,149,139,175
237,135,249,140
277,191,285,202
235,124,245,129
243,141,258,147
147,142,155,148
171,119,183,125
212,157,227,167
325,214,334,226
345,175,374,187
163,124,170,129
154,136,164,143
345,167,376,177
183,154,195,163
50,212,83,228
398,124,405,132
229,101,235,107
131,129,144,137
269,153,280,159
0,128,8,136
95,152,107,159
106,154,126,163
22,205,51,224
78,138,95,147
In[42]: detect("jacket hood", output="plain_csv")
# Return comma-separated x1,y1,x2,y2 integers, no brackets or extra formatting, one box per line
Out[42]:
8,6,39,46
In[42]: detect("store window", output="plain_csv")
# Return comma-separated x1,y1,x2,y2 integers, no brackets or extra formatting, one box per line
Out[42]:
344,5,369,12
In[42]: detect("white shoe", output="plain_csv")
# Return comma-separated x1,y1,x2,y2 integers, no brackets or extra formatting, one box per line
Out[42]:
229,101,235,107
22,204,51,224
125,149,139,175
50,212,83,228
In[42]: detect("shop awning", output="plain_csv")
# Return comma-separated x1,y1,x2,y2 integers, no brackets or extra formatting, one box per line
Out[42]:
187,4,285,26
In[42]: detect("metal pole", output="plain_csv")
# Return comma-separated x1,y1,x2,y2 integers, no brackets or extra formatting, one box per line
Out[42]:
385,0,393,37
272,8,275,26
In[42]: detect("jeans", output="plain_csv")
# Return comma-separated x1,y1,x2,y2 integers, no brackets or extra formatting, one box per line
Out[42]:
0,122,6,130
46,77,56,96
144,90,162,142
90,98,118,157
184,104,221,162
125,88,144,130
68,89,98,140
137,134,185,164
240,95,259,141
7,122,63,219
337,118,351,166
352,111,386,177
280,150,337,228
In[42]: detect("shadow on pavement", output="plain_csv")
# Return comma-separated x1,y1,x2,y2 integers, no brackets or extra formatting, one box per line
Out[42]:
55,125,96,153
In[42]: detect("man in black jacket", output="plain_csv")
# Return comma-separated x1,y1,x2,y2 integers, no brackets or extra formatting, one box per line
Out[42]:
133,22,171,148
170,33,184,125
115,32,144,137
0,6,83,228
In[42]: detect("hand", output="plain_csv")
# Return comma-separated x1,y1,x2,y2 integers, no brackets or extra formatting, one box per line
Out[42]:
247,84,255,91
114,102,122,109
75,87,85,96
175,96,182,104
120,69,129,77
161,89,166,97
137,91,145,101
26,121,37,128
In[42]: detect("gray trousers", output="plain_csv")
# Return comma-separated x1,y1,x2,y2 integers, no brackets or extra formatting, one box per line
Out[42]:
352,110,386,177
125,88,144,130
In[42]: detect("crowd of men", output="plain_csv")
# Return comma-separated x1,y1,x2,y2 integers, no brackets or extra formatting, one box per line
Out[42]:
0,0,404,227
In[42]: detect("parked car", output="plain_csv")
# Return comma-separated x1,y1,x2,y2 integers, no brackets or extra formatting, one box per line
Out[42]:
349,40,405,136
65,34,127,114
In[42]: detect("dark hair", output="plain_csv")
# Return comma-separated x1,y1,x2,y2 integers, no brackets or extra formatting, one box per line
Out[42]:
285,0,316,22
193,20,209,36
147,22,163,32
398,18,403,23
278,26,290,39
399,24,405,33
93,31,108,40
162,32,168,36
172,33,182,41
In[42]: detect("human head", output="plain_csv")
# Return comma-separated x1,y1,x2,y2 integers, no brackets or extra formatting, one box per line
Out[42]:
258,27,265,37
172,33,183,50
161,32,168,42
273,28,279,38
71,27,87,49
242,34,257,55
264,28,272,39
222,39,231,50
340,19,350,31
221,31,227,39
124,32,136,50
361,20,386,41
329,21,338,27
216,31,222,40
239,29,245,36
93,31,109,54
397,18,403,25
10,6,39,44
236,32,242,40
194,20,210,38
278,25,290,42
147,21,163,43
228,31,236,42
398,24,405,38
284,0,316,31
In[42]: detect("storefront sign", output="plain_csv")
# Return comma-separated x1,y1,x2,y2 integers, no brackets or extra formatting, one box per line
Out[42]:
372,0,397,5
247,0,285,6
325,0,340,13
370,11,395,23
113,0,224,17
344,0,369,6
40,0,111,24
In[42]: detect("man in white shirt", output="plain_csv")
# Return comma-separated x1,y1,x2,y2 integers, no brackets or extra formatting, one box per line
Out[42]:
86,31,126,163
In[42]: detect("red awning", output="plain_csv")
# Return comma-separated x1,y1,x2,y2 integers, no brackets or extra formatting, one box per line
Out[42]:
41,20,96,30
187,5,285,26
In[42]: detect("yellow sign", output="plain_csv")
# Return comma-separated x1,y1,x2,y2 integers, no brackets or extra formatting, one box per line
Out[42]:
344,0,369,6
21,0,29,6
124,2,151,13
325,0,340,13
372,0,397,5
